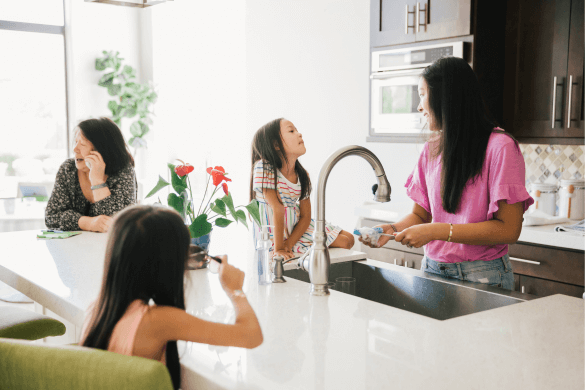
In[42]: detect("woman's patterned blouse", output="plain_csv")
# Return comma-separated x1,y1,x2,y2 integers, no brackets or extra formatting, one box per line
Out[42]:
45,158,137,231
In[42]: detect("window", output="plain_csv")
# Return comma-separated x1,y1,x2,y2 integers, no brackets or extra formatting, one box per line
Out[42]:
0,1,69,202
0,1,69,232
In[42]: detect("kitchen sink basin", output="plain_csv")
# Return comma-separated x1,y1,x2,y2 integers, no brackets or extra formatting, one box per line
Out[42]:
284,260,536,321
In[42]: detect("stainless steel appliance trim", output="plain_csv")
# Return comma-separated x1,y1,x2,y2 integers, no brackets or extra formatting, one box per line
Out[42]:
370,68,425,79
509,256,541,265
567,75,573,128
552,76,557,128
372,41,464,72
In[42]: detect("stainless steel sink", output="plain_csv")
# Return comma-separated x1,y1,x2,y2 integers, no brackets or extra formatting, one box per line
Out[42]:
284,260,537,321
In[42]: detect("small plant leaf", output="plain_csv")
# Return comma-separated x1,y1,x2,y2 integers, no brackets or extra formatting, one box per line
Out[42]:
124,106,137,118
210,199,227,216
107,84,122,96
168,193,184,217
168,163,188,195
244,200,262,226
189,214,212,238
130,121,143,137
129,137,147,149
215,218,233,228
222,192,237,219
107,100,118,114
95,58,107,71
145,175,169,198
234,209,248,228
98,72,115,87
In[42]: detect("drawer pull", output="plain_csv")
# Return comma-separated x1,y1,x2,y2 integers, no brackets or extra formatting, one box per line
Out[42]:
510,256,541,265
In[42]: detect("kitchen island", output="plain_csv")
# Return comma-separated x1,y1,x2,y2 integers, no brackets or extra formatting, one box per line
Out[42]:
0,229,582,389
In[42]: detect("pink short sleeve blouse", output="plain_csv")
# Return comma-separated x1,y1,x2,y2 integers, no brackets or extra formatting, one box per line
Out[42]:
405,131,534,263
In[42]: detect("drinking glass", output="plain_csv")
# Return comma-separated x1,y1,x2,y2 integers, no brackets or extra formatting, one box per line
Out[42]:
335,277,356,295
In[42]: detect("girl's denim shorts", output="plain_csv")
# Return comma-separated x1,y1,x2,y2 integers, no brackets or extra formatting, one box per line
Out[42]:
421,254,515,291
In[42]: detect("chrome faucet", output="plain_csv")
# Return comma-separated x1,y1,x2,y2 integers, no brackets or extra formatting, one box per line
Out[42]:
298,145,391,295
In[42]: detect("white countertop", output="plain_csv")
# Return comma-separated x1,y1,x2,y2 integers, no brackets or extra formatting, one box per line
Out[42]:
355,201,585,251
0,229,583,390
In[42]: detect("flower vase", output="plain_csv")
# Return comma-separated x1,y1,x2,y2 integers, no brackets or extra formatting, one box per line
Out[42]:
191,232,211,252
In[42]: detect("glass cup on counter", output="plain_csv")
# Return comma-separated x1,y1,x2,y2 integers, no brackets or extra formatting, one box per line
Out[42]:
335,277,356,295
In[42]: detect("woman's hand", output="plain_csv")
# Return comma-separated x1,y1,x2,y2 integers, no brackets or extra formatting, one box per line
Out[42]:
394,223,440,248
85,151,107,186
218,256,245,294
358,224,393,248
81,215,112,233
273,248,295,260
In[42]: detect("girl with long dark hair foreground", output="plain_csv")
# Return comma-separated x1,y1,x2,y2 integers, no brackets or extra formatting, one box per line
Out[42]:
81,205,263,390
362,57,534,290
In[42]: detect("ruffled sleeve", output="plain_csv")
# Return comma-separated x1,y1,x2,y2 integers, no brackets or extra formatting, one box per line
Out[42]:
405,143,431,214
487,140,534,220
252,160,276,194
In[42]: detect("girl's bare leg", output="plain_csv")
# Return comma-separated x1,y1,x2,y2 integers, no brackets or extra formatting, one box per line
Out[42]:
329,230,355,250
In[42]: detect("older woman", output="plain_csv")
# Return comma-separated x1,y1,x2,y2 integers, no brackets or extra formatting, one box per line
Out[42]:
45,118,136,233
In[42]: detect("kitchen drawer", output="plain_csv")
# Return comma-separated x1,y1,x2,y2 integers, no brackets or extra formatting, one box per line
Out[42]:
508,243,584,286
518,275,584,299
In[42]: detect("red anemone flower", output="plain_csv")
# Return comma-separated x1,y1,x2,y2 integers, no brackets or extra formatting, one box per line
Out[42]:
222,182,229,195
206,166,232,186
175,164,194,177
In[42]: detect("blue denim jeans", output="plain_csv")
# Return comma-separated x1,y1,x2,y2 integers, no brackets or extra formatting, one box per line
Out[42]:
421,254,515,291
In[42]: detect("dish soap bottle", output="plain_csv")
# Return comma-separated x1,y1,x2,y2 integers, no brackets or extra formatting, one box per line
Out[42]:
256,225,273,285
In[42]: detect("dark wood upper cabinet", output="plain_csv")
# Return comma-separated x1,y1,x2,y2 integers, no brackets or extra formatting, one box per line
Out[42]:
371,0,417,47
414,0,471,42
504,0,584,144
371,0,472,48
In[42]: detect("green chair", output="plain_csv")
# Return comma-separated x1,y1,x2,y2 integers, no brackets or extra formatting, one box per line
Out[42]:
0,338,174,390
0,307,66,340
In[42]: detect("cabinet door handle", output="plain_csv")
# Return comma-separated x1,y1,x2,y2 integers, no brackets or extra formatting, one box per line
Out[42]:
404,260,408,267
521,286,525,294
417,2,427,32
567,75,573,128
405,5,416,34
551,76,557,128
509,256,541,265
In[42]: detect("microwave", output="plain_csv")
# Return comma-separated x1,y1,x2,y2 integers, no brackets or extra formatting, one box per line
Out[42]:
369,41,465,142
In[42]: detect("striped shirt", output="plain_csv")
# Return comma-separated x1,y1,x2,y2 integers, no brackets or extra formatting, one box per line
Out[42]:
252,160,341,254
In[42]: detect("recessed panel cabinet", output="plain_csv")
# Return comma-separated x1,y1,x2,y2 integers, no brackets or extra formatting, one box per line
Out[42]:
504,0,584,144
371,0,472,48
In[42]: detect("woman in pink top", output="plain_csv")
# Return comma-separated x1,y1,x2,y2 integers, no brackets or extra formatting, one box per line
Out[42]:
362,57,533,291
81,205,263,390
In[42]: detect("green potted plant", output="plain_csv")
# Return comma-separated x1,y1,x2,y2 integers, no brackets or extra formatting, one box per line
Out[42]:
146,161,262,250
95,51,157,156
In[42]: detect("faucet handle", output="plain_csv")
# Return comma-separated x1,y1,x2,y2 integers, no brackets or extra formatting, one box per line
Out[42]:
272,256,287,283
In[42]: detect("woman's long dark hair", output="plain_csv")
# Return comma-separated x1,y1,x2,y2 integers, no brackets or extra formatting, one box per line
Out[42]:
249,118,312,203
77,117,134,176
422,56,516,214
82,205,190,390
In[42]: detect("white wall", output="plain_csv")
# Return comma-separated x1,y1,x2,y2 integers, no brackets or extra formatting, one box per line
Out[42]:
149,1,247,202
246,0,422,231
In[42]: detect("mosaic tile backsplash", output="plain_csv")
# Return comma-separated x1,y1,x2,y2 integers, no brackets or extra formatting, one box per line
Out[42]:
520,144,585,215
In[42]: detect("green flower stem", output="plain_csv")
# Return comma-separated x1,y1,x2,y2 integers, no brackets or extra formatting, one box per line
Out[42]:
202,186,220,216
197,174,211,216
187,176,197,223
